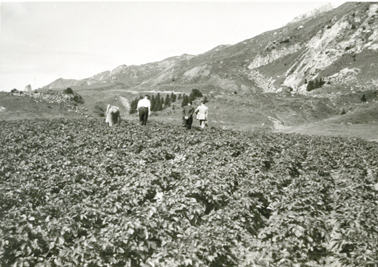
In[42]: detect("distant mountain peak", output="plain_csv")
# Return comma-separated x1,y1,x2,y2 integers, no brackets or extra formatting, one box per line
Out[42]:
289,3,334,24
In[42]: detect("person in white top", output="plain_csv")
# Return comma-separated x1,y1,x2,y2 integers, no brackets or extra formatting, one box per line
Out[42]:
105,104,121,126
195,101,208,130
137,95,151,126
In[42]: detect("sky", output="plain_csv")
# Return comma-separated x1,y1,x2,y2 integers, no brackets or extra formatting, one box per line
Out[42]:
0,1,345,91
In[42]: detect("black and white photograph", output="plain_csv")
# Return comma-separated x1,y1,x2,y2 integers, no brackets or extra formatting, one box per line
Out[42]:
1,1,378,266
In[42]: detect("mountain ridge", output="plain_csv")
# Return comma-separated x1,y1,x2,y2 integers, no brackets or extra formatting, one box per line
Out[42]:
43,2,378,96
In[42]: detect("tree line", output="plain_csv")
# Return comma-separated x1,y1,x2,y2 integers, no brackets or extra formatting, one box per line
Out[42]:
181,89,205,107
129,89,205,114
306,77,326,91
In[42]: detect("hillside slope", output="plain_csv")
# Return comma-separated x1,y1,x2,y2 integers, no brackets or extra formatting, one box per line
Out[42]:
2,88,378,141
0,91,88,121
16,2,378,140
43,2,378,95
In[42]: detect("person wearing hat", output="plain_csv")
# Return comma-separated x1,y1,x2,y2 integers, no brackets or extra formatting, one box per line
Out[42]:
137,95,151,126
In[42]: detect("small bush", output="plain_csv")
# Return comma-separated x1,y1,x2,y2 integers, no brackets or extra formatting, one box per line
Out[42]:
64,87,74,94
361,94,367,102
72,95,84,104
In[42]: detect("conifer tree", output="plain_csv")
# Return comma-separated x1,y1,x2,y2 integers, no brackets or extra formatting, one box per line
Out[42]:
129,97,139,114
155,93,163,111
181,94,189,107
306,81,314,91
155,98,162,111
189,89,202,101
320,78,325,87
361,94,367,102
165,94,171,107
171,92,176,102
151,95,156,111
189,93,195,103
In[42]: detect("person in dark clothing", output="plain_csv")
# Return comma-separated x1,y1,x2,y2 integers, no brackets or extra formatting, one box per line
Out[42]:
182,101,195,129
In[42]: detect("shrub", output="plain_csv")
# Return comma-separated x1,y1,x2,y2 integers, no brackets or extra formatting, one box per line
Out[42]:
361,94,367,102
306,81,315,91
64,87,74,94
189,89,203,102
181,94,189,107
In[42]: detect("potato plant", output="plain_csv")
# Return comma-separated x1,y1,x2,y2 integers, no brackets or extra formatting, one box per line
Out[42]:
1,118,378,266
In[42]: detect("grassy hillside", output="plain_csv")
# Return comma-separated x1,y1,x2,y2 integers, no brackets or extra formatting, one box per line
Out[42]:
42,3,378,95
30,2,378,140
3,87,378,141
0,92,85,121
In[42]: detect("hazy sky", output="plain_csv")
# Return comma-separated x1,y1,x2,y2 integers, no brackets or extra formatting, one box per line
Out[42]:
0,1,345,91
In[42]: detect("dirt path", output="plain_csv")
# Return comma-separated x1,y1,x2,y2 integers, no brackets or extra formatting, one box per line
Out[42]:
118,96,130,111
268,116,291,131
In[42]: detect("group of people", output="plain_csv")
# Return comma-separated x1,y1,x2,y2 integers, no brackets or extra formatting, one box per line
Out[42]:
105,95,150,127
105,95,209,130
182,101,208,130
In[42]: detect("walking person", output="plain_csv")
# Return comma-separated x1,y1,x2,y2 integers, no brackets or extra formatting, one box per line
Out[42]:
137,95,151,126
182,101,195,130
195,101,208,130
105,104,121,126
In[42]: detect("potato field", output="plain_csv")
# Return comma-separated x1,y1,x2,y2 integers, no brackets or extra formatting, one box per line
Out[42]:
1,118,378,267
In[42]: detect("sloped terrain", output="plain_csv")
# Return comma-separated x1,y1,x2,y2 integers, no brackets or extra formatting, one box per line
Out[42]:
0,91,88,121
43,2,378,95
3,86,378,141
8,2,378,140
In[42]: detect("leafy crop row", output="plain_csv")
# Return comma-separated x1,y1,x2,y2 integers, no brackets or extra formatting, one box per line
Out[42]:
1,118,378,266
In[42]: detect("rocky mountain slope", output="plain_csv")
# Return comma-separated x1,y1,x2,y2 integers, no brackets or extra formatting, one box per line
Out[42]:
43,2,378,96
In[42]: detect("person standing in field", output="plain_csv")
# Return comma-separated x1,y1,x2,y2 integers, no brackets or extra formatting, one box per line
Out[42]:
137,95,151,126
195,101,208,130
105,104,121,126
182,101,195,130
